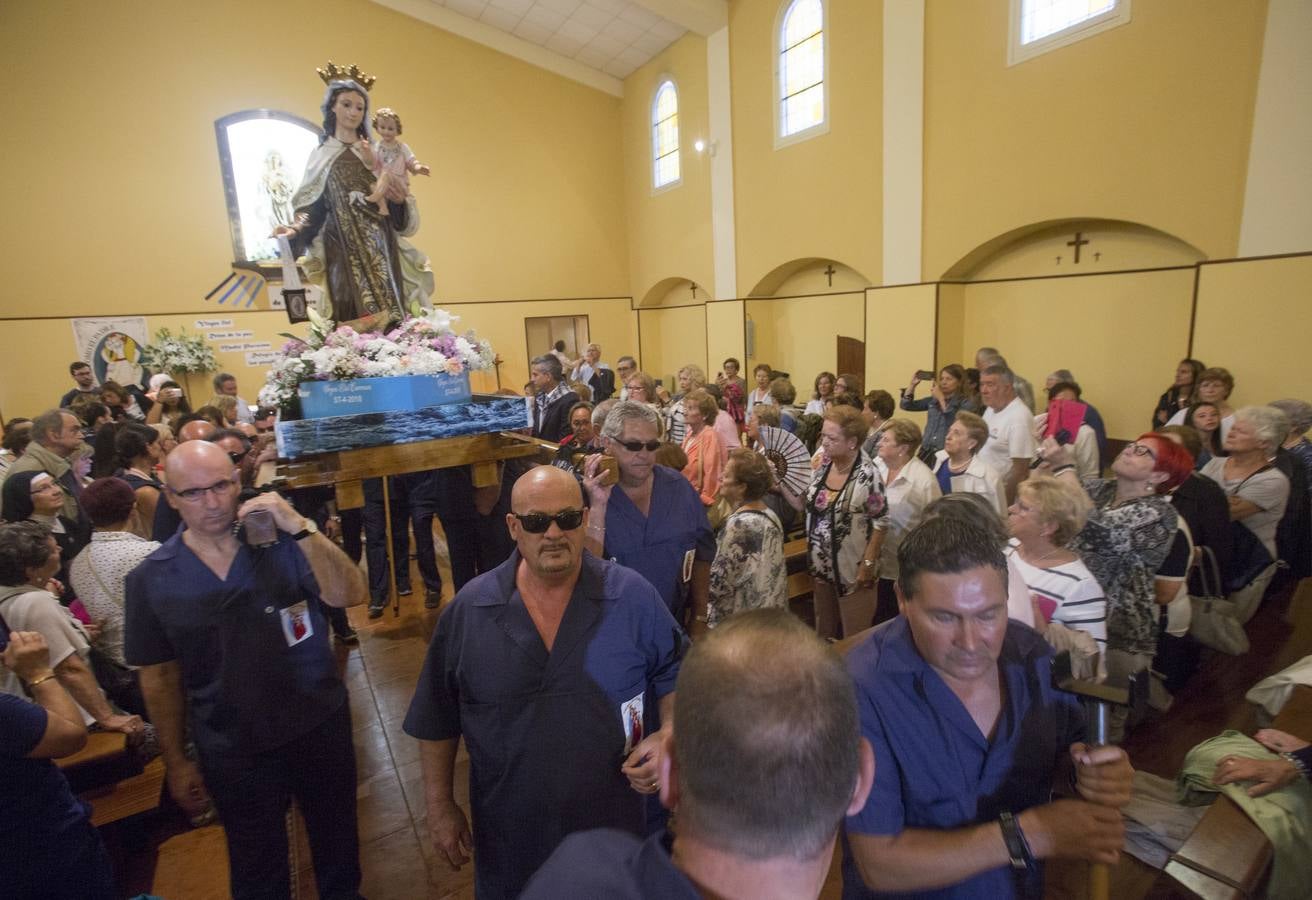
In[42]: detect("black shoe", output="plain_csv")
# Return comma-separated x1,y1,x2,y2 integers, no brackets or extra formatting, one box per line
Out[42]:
334,625,359,644
397,585,413,597
368,603,385,620
424,591,441,610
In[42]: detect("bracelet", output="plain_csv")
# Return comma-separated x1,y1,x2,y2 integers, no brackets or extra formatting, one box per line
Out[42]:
1280,751,1310,780
998,811,1035,871
27,673,57,688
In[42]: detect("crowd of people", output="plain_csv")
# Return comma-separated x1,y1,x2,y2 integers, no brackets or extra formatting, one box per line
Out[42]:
2,343,1309,899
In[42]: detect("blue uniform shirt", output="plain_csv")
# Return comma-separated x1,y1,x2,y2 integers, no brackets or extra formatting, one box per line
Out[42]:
521,828,699,899
404,549,685,900
602,465,716,618
124,531,345,756
843,616,1084,899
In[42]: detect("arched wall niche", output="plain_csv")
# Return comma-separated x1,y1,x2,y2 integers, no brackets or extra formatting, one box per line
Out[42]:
746,257,872,297
639,276,715,308
943,218,1206,282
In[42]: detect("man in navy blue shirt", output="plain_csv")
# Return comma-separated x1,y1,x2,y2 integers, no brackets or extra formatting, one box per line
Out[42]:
581,401,715,626
521,608,875,899
843,516,1133,898
125,441,368,900
1,629,115,899
404,465,685,900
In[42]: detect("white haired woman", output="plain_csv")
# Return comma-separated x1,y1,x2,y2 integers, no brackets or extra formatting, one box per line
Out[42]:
931,410,1007,516
1200,406,1292,621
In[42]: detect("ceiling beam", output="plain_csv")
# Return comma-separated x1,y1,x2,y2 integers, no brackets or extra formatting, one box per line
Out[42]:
367,0,623,97
632,0,728,36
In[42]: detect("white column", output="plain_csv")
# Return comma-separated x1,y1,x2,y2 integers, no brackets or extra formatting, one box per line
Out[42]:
707,26,738,300
1238,0,1312,256
882,1,925,285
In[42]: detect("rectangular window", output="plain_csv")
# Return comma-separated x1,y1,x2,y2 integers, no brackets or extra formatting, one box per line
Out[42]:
1009,0,1130,66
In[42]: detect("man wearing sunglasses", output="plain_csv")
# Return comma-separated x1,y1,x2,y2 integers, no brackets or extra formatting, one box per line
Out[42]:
405,464,685,900
124,441,369,899
581,402,715,628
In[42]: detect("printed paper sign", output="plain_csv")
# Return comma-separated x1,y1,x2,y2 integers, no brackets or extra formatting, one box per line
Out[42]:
195,318,234,330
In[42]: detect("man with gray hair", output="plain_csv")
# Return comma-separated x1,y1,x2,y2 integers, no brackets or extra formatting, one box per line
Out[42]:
977,365,1035,504
582,401,714,625
615,356,638,400
976,348,1035,413
530,354,576,442
4,409,86,522
521,608,874,899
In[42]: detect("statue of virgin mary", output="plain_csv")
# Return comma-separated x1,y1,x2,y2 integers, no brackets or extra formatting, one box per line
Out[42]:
274,72,434,333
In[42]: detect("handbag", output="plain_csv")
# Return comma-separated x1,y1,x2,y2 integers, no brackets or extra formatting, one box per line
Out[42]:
1188,545,1250,655
1219,465,1276,593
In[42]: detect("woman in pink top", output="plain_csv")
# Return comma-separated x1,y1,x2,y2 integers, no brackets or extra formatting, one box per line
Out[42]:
680,389,724,507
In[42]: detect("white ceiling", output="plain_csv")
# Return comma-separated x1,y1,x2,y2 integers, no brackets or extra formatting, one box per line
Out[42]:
428,0,687,79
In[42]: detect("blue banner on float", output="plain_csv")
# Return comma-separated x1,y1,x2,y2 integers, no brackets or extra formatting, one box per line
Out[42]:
297,373,472,419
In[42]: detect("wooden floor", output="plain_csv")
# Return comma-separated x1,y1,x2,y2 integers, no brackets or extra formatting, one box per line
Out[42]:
103,539,1311,899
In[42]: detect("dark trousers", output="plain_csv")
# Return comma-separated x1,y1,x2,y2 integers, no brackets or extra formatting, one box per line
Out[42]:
363,477,412,605
396,470,443,596
200,703,361,900
434,466,515,592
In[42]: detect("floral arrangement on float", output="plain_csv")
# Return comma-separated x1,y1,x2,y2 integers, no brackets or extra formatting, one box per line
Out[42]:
258,307,496,417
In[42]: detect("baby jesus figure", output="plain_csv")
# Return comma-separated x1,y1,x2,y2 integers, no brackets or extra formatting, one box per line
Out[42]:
356,106,430,214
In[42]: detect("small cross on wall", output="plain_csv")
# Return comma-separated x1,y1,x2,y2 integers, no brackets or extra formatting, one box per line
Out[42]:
1066,232,1090,264
823,264,837,287
689,281,698,299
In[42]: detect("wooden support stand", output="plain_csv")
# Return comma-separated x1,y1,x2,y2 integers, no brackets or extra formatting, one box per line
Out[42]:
274,431,555,617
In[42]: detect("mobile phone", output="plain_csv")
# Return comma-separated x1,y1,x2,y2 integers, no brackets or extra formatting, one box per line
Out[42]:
915,370,936,381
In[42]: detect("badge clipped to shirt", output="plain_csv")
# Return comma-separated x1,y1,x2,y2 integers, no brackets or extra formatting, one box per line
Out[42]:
621,691,645,755
279,601,314,647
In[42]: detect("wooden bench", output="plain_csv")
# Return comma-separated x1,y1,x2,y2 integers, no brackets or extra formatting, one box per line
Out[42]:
55,731,165,827
784,538,813,623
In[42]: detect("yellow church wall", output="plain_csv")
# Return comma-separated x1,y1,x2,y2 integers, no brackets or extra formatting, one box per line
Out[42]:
443,298,639,395
638,305,708,388
744,293,864,392
0,311,300,421
706,301,747,379
865,284,937,431
958,269,1196,440
729,0,883,294
2,0,628,324
923,0,1268,280
1191,254,1312,408
622,34,716,305
935,283,966,372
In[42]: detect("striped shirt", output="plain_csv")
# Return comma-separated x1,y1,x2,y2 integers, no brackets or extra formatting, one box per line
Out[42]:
1006,541,1107,647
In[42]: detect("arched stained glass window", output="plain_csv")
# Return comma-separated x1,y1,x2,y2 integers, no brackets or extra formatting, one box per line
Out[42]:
652,80,680,190
778,0,826,142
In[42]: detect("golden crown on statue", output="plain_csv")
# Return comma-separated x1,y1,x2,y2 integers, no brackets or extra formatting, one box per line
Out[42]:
316,60,376,90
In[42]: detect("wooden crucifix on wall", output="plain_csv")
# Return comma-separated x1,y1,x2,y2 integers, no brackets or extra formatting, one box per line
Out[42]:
1066,232,1090,264
824,264,837,286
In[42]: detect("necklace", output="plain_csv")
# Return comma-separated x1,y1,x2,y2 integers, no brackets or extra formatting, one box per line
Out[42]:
1023,545,1065,566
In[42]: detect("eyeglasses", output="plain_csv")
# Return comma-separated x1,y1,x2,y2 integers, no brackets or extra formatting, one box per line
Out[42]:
170,477,238,503
1124,442,1157,460
512,509,585,533
613,438,661,452
228,449,250,464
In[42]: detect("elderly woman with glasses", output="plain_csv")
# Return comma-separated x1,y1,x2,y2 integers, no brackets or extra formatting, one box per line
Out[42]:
1039,432,1193,740
583,401,715,626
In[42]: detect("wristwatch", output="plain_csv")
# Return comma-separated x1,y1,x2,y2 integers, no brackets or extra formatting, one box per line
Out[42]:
999,811,1035,872
860,558,876,569
292,519,320,541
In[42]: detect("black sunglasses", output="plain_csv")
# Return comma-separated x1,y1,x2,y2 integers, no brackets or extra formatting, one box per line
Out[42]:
513,509,585,533
228,449,250,464
613,439,661,452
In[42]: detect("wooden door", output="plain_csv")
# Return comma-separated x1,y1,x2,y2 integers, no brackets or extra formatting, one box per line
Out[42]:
836,336,865,383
